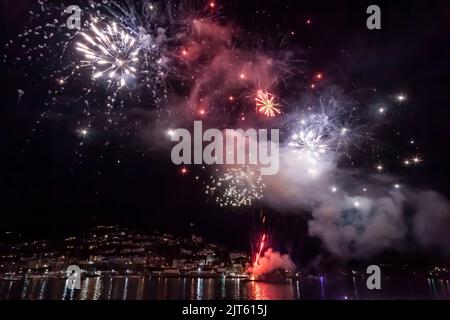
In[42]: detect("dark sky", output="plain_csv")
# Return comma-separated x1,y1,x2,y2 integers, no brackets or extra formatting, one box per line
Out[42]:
1,0,450,263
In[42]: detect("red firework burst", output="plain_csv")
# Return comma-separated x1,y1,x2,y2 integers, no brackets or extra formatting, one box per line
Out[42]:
255,90,281,117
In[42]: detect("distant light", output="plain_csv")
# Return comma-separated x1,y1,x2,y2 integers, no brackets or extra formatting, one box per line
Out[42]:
331,186,338,193
394,184,401,189
341,128,348,135
376,164,384,172
353,201,360,208
378,107,386,114
180,167,188,175
79,128,89,137
397,94,406,102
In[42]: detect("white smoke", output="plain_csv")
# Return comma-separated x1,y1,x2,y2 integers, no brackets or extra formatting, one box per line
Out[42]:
263,145,450,259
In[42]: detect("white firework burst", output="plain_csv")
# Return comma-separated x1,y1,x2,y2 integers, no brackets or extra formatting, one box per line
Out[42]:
76,20,140,87
206,166,265,208
288,113,337,161
289,128,331,160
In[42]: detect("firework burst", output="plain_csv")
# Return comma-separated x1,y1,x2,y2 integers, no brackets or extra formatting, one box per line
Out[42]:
255,90,281,117
77,21,140,88
289,128,331,160
206,166,265,208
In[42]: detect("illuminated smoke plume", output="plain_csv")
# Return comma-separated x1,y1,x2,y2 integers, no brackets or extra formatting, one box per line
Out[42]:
248,248,295,276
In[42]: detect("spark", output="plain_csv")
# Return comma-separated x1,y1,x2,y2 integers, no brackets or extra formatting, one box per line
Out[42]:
403,156,422,166
78,128,89,138
396,94,406,102
255,90,281,117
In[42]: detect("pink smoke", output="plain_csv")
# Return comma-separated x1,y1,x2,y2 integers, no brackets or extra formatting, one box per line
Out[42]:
248,248,295,276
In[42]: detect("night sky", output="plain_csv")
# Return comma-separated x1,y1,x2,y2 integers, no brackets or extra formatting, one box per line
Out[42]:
1,0,450,265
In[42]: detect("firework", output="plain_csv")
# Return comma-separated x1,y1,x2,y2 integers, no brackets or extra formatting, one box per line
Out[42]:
403,155,422,167
253,233,266,267
288,113,341,161
206,166,265,208
77,21,139,88
255,90,281,117
78,128,90,138
289,128,330,160
396,93,407,102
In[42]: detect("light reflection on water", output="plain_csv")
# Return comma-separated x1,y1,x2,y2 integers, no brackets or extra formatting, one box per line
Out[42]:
0,276,449,300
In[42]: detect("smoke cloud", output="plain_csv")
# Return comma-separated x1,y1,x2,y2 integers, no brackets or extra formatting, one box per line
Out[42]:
264,143,450,259
248,248,295,276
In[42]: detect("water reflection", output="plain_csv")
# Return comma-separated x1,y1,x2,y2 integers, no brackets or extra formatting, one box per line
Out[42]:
0,276,448,300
